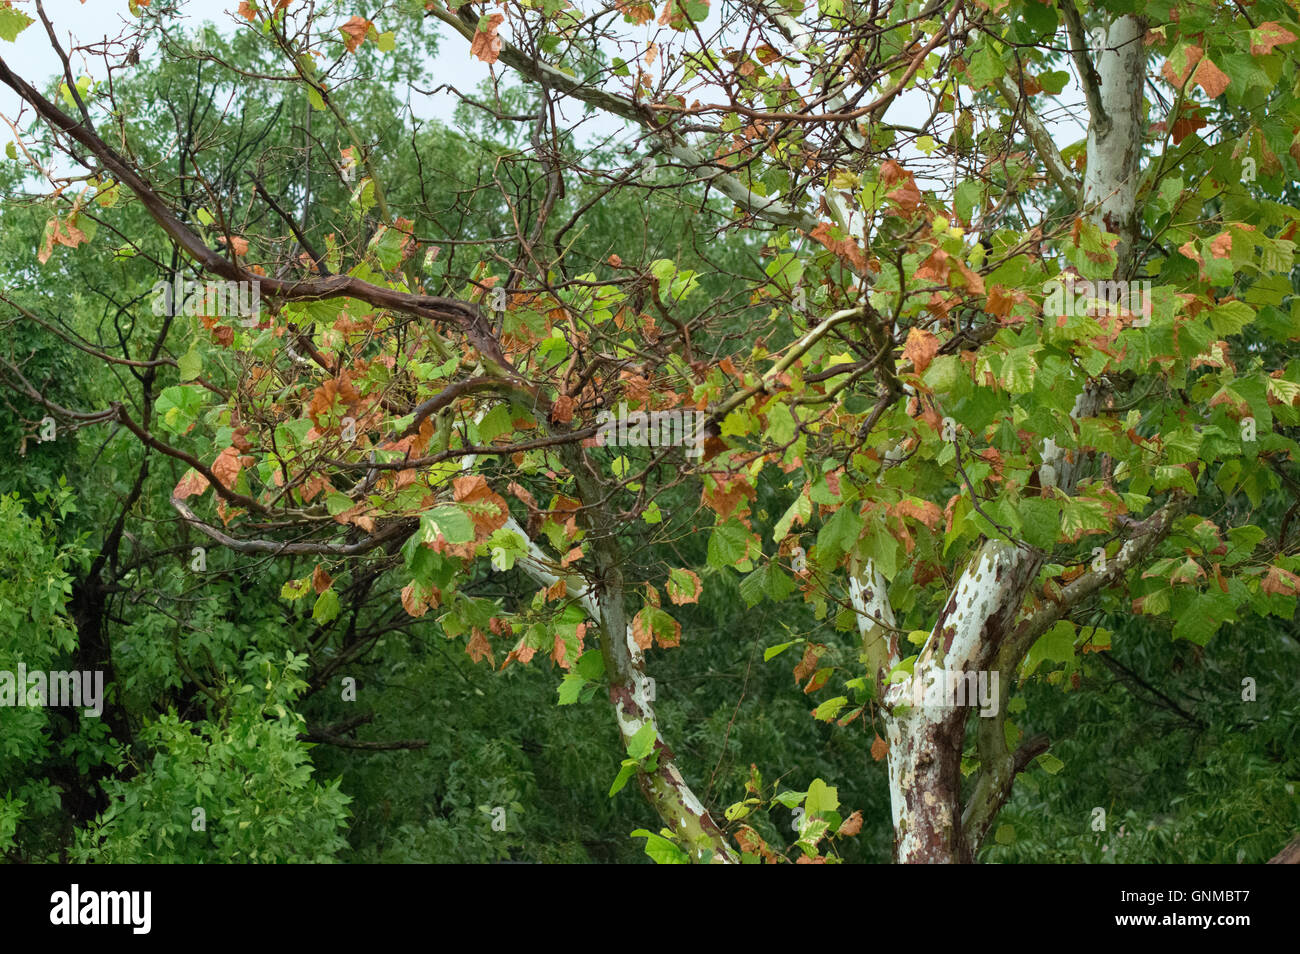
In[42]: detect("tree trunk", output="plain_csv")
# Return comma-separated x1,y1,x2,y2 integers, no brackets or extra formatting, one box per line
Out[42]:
879,12,1148,863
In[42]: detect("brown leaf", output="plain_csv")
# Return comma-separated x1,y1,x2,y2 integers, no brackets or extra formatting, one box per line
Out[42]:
1192,57,1230,99
792,644,821,684
211,445,244,489
1171,108,1207,145
1251,21,1298,56
1161,45,1203,87
452,473,509,537
550,394,575,424
631,609,653,650
470,13,504,64
339,15,372,53
837,810,864,836
217,234,249,257
808,221,869,272
1209,231,1232,259
466,628,494,665
312,564,333,595
237,1,256,22
870,734,889,761
173,469,210,500
401,581,429,617
903,327,939,374
1262,565,1300,596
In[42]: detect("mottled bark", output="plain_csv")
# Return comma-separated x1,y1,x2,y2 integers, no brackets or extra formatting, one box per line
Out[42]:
875,12,1150,863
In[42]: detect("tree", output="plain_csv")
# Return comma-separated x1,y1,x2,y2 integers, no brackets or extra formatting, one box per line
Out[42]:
2,0,1299,863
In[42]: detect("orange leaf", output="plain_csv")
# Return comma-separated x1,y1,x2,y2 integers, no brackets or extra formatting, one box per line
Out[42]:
631,610,653,650
896,498,942,529
545,577,567,603
808,221,869,272
470,13,504,64
173,469,209,500
452,473,509,537
217,235,249,257
211,445,244,489
903,327,938,374
666,568,703,605
401,582,430,618
339,15,372,53
466,628,494,665
1251,21,1298,56
616,1,656,26
1160,45,1203,87
837,810,864,836
1191,57,1230,99
870,734,889,761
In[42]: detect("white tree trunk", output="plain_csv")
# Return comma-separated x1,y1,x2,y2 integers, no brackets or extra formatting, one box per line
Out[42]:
875,13,1148,863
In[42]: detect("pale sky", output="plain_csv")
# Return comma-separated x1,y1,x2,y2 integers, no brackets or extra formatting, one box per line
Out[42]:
0,1,1088,210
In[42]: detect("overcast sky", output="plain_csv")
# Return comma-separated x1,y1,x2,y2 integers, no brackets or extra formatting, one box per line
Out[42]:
0,1,1087,207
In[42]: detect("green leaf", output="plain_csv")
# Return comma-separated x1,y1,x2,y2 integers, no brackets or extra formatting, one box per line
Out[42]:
476,403,513,443
707,520,752,568
1038,70,1069,94
626,722,657,761
280,577,311,601
630,829,690,864
1036,752,1065,775
178,346,203,382
609,760,638,797
421,505,475,545
1019,497,1061,549
812,696,848,721
1025,620,1075,674
312,587,340,623
764,640,796,661
0,7,34,43
155,385,202,434
816,504,864,565
557,672,585,705
325,492,354,516
764,402,797,445
804,777,839,817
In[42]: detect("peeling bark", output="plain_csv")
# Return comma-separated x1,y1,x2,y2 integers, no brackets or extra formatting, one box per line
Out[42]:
878,12,1149,863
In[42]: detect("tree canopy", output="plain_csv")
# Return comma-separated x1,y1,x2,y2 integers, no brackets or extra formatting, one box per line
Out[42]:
0,0,1298,864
